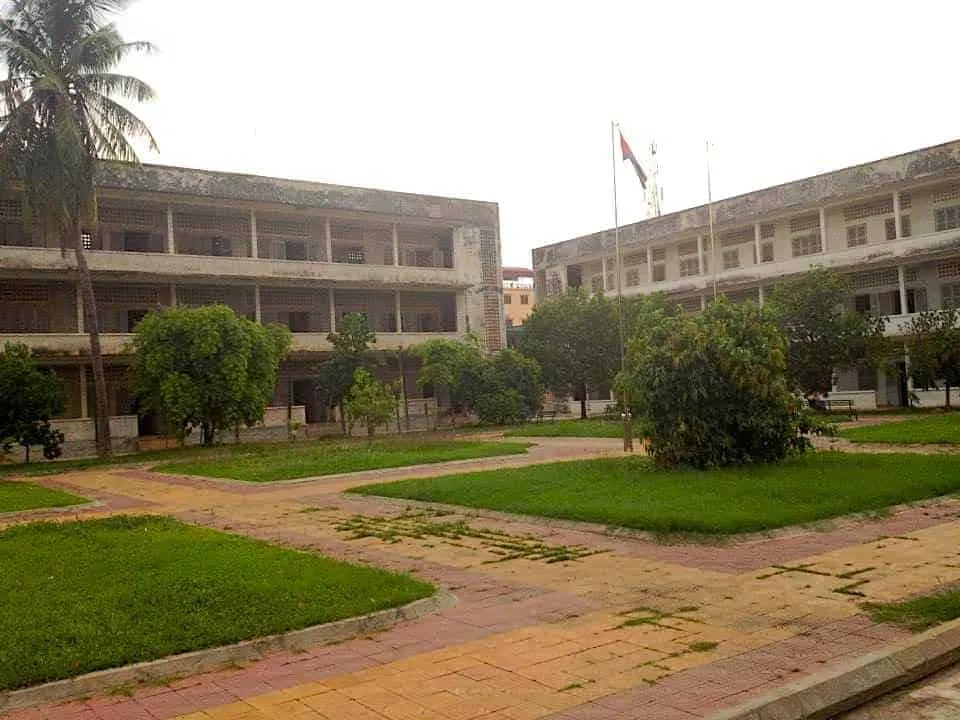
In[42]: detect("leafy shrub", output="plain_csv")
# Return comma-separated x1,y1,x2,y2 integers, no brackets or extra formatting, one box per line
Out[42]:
474,389,526,425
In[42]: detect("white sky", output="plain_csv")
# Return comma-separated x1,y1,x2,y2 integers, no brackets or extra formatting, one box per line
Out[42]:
116,0,960,268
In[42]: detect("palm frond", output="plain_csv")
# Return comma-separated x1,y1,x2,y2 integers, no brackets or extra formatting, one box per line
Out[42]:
85,91,157,156
78,72,154,103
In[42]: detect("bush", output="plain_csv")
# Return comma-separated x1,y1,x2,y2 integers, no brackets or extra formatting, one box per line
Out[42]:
619,299,825,468
474,389,526,425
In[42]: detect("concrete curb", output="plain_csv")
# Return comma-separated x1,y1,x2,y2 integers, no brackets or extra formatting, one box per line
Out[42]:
708,617,960,720
0,590,456,714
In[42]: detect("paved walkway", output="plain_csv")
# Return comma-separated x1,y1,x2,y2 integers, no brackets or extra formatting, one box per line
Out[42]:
3,435,960,719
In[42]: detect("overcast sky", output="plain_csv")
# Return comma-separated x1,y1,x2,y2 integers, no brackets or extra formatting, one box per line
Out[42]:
116,0,960,268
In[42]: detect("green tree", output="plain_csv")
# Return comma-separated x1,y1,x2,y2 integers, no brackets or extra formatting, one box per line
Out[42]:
765,267,888,394
489,348,543,418
0,0,158,456
906,308,960,408
413,334,487,413
518,290,619,418
128,305,291,446
315,313,376,435
618,299,825,468
0,342,64,461
344,368,398,439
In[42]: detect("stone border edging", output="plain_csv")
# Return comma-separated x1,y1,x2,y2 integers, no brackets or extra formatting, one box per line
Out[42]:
0,499,100,521
707,616,960,720
0,590,456,714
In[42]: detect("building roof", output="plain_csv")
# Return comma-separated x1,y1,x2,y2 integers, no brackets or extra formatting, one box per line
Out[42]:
502,266,535,280
94,162,500,226
533,138,960,268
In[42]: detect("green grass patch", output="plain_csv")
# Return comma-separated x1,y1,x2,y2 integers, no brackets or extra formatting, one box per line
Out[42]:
0,481,86,513
352,453,960,535
0,515,433,690
864,588,960,632
841,413,960,444
505,418,625,438
153,439,530,482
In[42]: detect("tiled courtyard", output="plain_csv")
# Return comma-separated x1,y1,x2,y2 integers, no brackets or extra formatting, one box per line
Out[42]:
3,436,960,719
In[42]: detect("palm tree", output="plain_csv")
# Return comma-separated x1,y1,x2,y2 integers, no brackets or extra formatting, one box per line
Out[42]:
0,0,157,455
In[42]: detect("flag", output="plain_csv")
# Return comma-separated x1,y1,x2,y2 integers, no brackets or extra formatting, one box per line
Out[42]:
619,131,648,189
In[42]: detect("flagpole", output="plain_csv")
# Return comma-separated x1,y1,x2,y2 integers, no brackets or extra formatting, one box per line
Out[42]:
611,121,632,452
706,139,718,300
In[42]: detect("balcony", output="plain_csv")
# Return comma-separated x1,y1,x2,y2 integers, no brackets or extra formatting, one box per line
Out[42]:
0,246,475,289
2,331,464,357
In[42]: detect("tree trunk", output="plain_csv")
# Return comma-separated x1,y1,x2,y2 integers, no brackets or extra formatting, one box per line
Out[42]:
23,444,30,464
339,403,348,436
580,384,588,420
74,242,112,457
947,384,952,409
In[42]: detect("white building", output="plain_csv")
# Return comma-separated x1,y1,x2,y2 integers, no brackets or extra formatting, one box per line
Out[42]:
532,139,960,410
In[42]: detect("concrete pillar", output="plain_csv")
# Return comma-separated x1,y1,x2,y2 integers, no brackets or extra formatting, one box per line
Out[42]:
79,366,88,418
754,223,762,265
169,284,177,306
601,257,608,291
250,209,258,258
324,219,333,263
394,290,402,333
166,206,175,254
877,367,887,406
758,285,765,307
898,265,908,315
697,235,704,275
254,285,262,324
700,295,706,310
456,291,466,333
328,287,336,331
76,283,84,333
647,250,655,283
392,224,400,267
893,192,902,240
819,208,827,252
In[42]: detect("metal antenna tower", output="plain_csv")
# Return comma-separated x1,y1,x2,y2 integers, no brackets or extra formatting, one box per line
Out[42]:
646,141,663,218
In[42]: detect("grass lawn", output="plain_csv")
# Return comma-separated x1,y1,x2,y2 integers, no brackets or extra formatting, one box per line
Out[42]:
864,589,960,632
506,418,624,438
352,453,960,536
0,481,87,514
0,515,433,690
841,413,960,444
153,439,531,482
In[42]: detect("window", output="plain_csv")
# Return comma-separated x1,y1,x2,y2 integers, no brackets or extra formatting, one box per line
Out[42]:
678,240,698,256
503,294,512,305
854,294,872,314
935,205,960,232
942,283,960,310
520,294,529,305
846,224,867,248
760,242,774,263
210,237,232,257
285,241,307,261
901,215,912,238
722,249,739,270
652,264,666,282
678,256,700,277
344,246,365,264
651,247,666,262
907,288,928,314
625,268,640,287
791,232,822,257
885,216,912,241
885,218,897,242
81,231,93,251
760,223,776,239
124,231,151,252
126,310,147,332
590,275,604,294
287,312,310,332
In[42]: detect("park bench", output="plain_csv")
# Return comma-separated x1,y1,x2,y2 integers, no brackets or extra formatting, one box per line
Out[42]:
536,410,558,422
817,398,858,420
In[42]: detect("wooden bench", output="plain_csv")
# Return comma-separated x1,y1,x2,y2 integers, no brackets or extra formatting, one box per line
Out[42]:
822,398,858,420
536,410,558,422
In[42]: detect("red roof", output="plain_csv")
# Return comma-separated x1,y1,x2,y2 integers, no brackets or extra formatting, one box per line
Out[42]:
502,266,535,280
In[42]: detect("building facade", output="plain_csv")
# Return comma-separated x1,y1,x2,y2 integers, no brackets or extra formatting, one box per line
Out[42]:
502,266,535,328
0,163,504,449
533,139,960,409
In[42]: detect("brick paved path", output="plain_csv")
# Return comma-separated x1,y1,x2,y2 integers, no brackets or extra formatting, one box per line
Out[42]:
3,436,960,720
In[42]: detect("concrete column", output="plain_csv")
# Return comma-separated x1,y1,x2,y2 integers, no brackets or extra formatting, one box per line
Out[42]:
754,223,762,264
328,287,336,331
250,209,258,258
898,265,908,315
394,290,402,333
76,283,84,333
904,343,915,392
647,250,655,283
392,224,400,267
601,257,608,291
324,219,333,263
166,206,175,254
819,208,827,252
893,191,902,240
455,291,466,333
877,367,887,407
697,235,704,275
700,295,706,310
560,266,568,293
169,283,177,306
758,285,765,307
254,284,262,323
79,366,88,419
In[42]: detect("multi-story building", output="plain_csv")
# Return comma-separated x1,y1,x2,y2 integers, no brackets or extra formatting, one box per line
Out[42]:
0,163,504,451
533,139,960,409
502,266,535,328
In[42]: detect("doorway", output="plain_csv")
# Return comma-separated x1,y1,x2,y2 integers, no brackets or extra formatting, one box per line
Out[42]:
291,379,321,423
